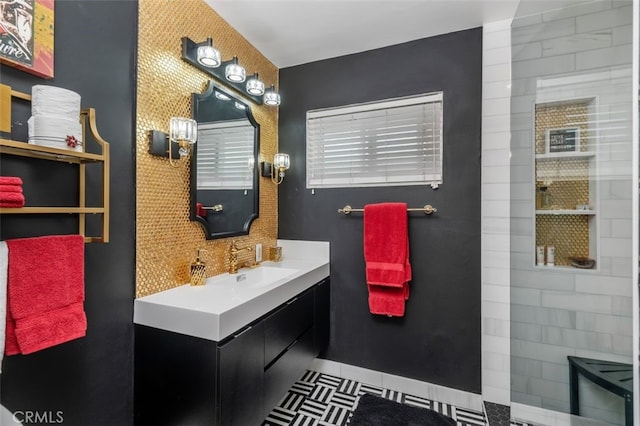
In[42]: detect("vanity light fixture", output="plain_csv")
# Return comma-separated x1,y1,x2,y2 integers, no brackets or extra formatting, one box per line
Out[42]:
181,37,281,106
225,56,246,83
264,85,281,106
261,153,290,185
246,73,265,96
196,38,221,68
148,117,198,168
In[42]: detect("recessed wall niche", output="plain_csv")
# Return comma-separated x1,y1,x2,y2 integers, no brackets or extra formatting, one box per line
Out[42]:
533,99,596,269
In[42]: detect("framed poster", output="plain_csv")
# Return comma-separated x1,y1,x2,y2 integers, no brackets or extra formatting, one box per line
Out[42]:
545,127,580,154
0,0,54,79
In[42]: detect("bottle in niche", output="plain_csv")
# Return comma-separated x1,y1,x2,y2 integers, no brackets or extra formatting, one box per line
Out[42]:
536,245,545,265
190,249,207,286
538,186,550,209
546,246,555,266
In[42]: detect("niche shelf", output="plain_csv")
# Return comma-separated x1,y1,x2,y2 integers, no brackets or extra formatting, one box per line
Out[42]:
0,84,110,243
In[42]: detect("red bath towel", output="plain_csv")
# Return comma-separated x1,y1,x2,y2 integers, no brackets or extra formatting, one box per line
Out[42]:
5,235,86,355
363,203,412,317
0,177,23,185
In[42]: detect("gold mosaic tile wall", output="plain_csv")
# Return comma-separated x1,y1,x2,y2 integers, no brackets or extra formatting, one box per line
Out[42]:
136,0,279,297
534,101,593,266
535,102,590,154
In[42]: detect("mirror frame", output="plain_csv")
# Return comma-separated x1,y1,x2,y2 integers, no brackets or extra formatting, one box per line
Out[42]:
190,81,260,239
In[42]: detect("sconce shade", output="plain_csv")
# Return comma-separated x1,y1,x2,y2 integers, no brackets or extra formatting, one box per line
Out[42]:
273,153,290,170
246,73,265,96
264,85,281,106
197,45,221,67
225,56,246,83
170,117,197,157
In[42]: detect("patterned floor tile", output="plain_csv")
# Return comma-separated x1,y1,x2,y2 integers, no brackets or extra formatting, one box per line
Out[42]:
321,405,351,426
309,384,335,403
337,378,360,396
291,380,315,396
456,406,487,426
330,392,358,410
298,398,328,419
317,374,342,389
291,413,319,426
280,392,307,411
358,383,383,396
264,406,296,425
263,370,489,426
402,393,432,409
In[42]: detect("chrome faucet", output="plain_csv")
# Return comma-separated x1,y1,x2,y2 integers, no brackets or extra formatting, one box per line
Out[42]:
228,240,253,274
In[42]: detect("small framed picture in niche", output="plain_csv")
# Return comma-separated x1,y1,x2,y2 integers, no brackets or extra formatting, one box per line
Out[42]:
545,127,580,154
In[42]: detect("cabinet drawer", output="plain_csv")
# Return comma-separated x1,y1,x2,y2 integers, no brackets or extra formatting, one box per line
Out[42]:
264,289,314,366
264,327,315,418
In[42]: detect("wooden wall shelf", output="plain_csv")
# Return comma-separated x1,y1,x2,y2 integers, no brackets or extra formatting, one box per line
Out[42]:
0,84,110,243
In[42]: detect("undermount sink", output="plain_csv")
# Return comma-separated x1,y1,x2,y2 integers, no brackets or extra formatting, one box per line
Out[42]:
227,266,299,288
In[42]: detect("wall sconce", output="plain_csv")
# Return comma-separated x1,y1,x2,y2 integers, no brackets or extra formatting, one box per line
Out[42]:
182,37,281,106
261,153,290,185
148,117,198,168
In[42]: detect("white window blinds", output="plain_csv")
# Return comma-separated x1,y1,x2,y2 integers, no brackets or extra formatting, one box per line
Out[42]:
197,120,255,190
306,92,443,189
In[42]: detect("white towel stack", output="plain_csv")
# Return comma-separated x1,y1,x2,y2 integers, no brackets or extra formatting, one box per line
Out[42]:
28,85,83,152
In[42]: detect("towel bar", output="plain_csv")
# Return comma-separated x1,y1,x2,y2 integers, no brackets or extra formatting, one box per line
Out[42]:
201,204,223,212
337,204,437,215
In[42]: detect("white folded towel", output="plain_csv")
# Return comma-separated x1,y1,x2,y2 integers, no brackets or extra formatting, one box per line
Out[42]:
28,115,83,152
31,85,81,118
0,241,7,373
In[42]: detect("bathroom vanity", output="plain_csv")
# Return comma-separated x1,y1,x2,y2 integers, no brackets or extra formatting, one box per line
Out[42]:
133,240,330,426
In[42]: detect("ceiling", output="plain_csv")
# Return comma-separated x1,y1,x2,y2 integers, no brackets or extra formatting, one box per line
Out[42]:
204,0,584,68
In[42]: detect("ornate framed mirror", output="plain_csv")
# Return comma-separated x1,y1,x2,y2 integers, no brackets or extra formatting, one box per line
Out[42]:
190,82,259,239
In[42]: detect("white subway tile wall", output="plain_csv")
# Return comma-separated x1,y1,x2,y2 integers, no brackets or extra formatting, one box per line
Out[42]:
481,19,513,406
509,2,633,424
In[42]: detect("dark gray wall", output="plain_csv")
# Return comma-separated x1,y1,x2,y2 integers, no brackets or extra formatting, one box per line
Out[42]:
0,1,137,424
278,28,482,393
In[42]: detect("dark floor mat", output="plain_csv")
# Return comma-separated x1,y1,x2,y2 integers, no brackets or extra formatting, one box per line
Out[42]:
349,393,456,426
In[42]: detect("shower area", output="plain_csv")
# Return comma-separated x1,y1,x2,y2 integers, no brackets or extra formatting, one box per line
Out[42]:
507,0,637,425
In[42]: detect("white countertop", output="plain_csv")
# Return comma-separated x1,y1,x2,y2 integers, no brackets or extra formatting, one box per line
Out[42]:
133,240,330,341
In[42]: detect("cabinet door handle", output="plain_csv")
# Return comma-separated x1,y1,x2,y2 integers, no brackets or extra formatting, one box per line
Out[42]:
286,297,298,305
234,326,252,338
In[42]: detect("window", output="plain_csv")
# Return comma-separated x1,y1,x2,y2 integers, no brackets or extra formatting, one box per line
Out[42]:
306,92,443,189
197,120,255,190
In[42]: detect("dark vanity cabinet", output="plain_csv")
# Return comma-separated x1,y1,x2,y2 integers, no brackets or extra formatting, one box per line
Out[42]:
134,278,330,426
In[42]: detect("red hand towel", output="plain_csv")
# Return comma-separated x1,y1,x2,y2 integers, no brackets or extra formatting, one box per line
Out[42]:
363,203,412,317
5,235,86,355
0,177,23,185
196,202,207,217
0,185,23,193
